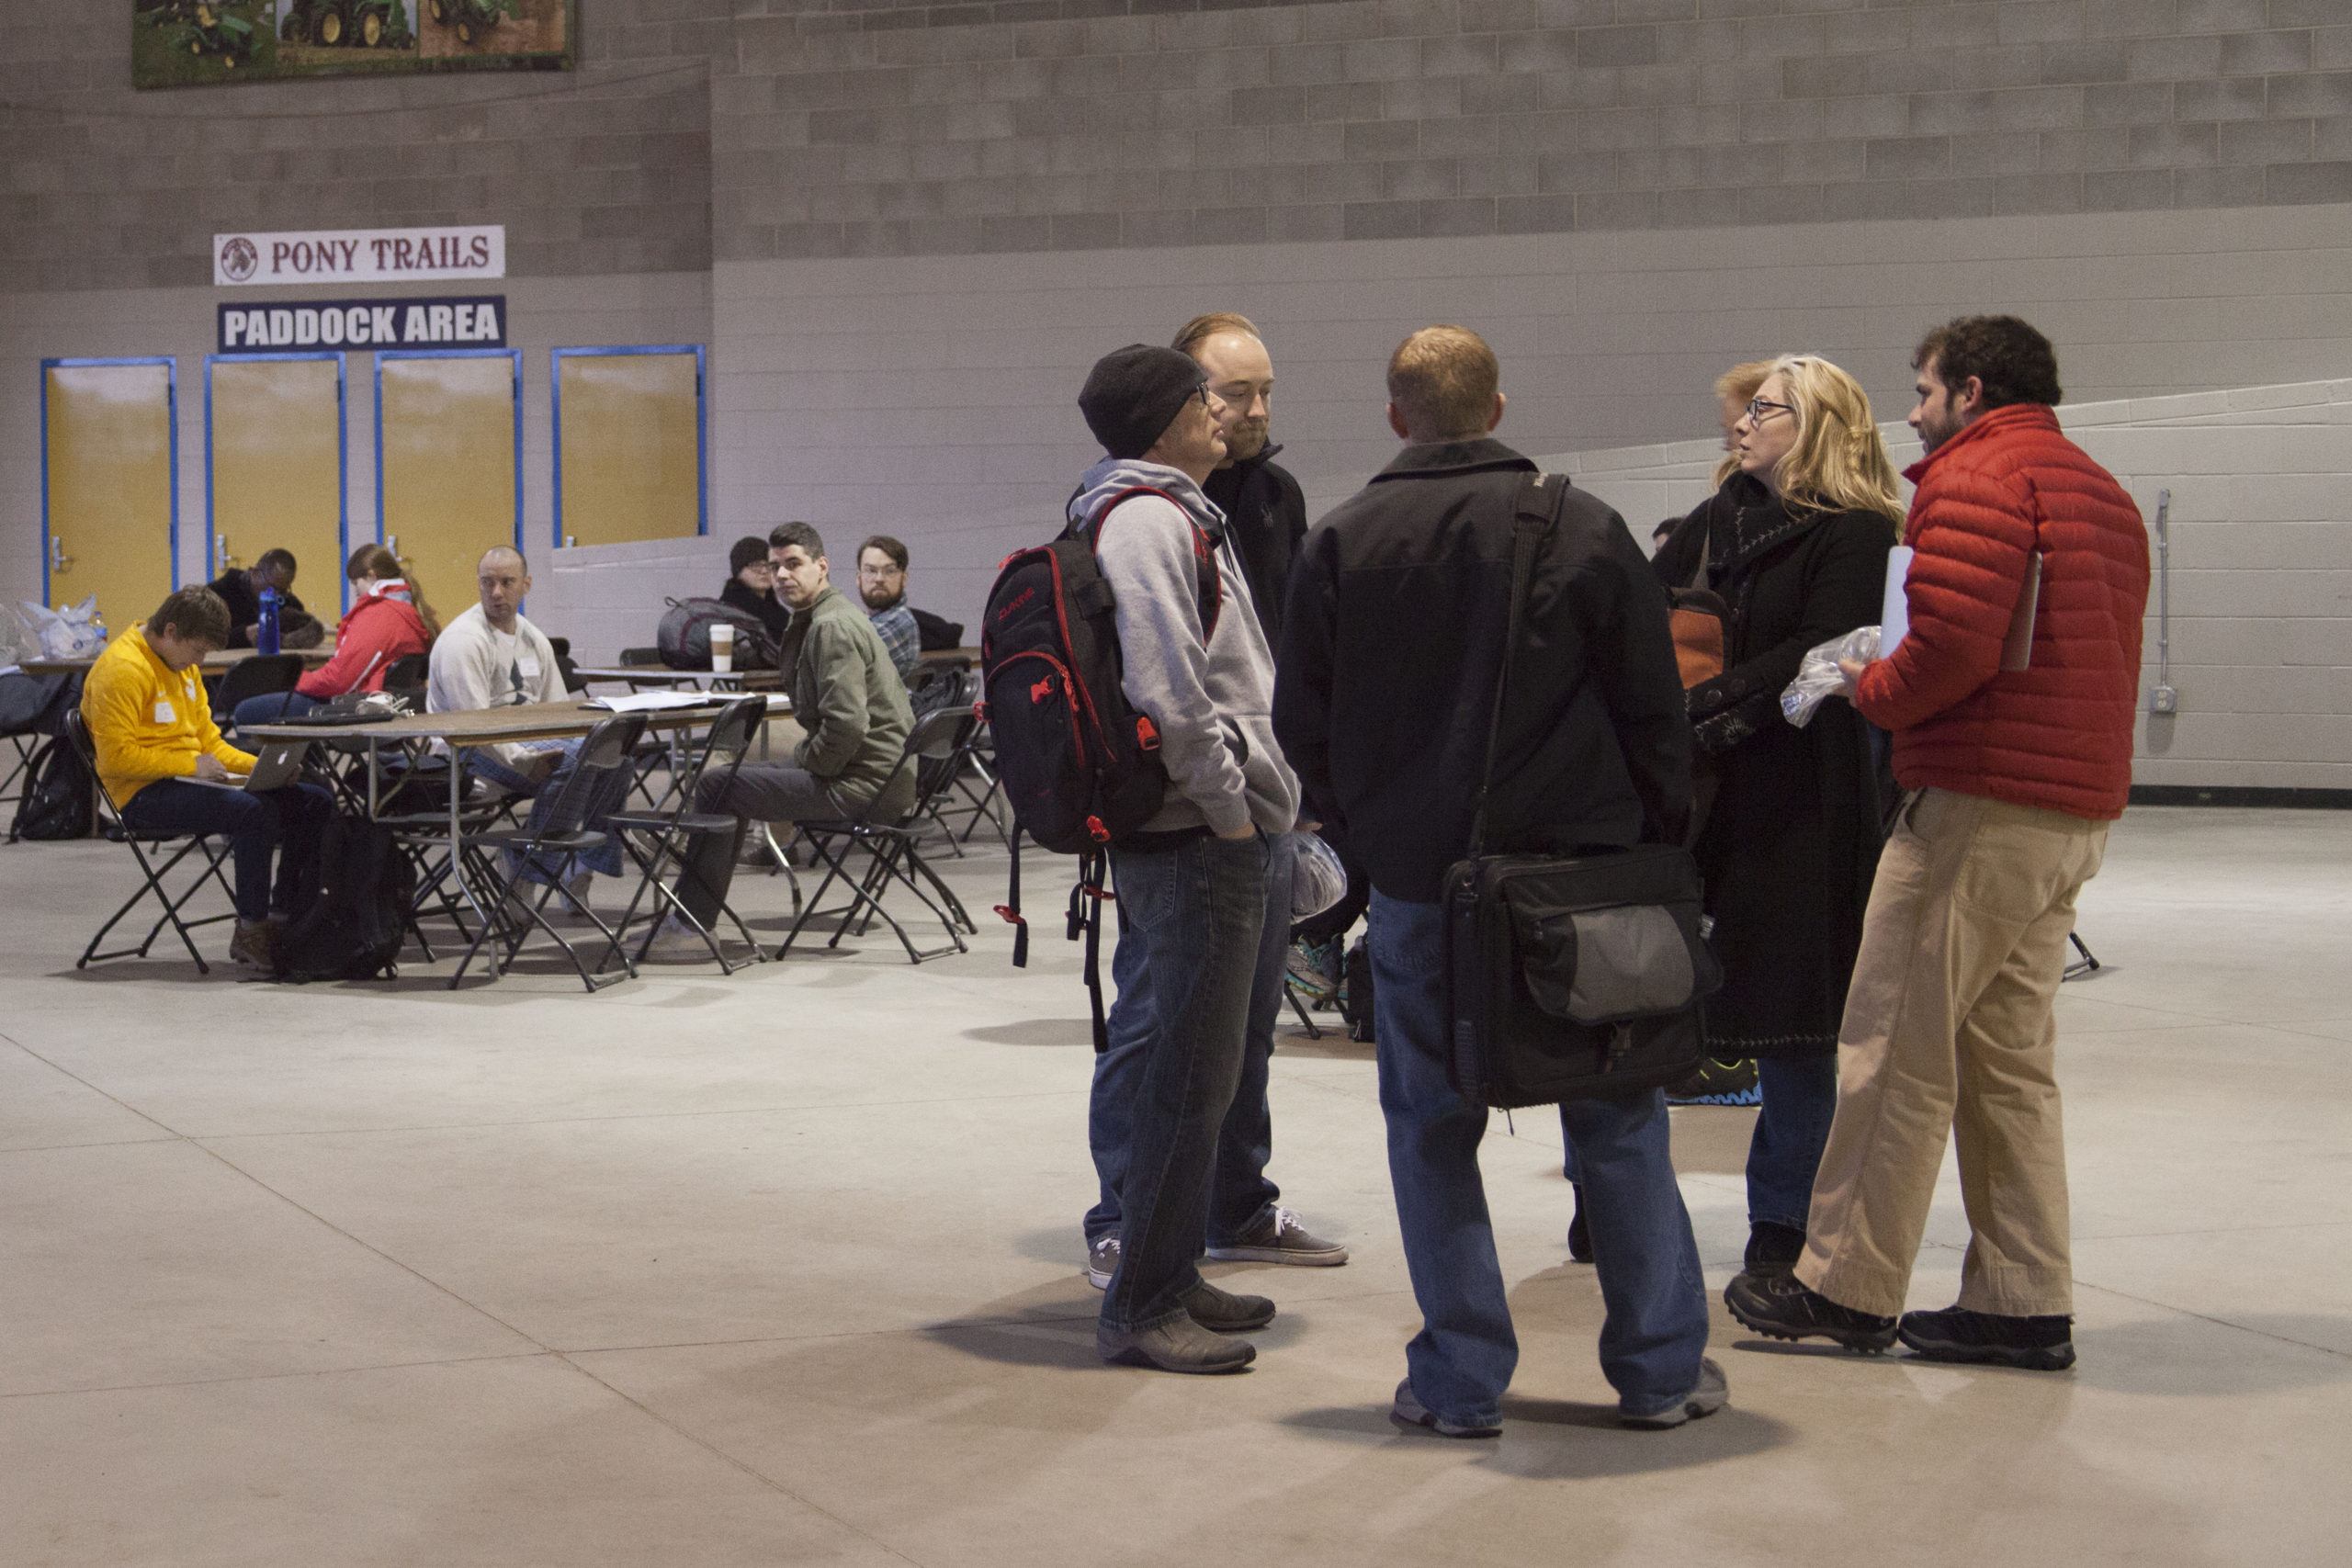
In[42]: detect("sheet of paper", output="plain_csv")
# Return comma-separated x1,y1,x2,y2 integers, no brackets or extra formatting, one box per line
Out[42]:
1881,545,1914,657
585,691,726,714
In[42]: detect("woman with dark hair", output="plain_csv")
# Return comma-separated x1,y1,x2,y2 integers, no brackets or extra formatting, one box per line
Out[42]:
1653,355,1900,1288
230,543,435,728
720,536,790,645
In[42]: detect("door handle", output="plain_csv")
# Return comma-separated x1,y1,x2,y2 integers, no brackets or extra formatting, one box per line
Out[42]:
51,536,71,574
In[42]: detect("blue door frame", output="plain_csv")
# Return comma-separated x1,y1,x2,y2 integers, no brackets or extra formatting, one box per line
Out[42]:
40,355,180,605
372,345,525,560
204,351,351,614
548,344,708,552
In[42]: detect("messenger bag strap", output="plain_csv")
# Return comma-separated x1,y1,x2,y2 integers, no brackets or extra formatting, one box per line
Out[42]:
1466,471,1569,860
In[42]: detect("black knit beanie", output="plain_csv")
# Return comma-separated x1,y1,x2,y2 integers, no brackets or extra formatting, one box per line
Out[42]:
1079,344,1205,459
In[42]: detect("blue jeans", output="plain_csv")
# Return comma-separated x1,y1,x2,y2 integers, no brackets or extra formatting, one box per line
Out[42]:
231,691,321,730
470,739,626,881
119,778,334,924
1747,1055,1838,1231
1369,890,1710,1424
1085,838,1291,1248
1099,830,1270,1335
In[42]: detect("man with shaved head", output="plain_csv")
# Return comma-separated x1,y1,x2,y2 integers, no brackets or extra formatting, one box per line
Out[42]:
427,545,623,912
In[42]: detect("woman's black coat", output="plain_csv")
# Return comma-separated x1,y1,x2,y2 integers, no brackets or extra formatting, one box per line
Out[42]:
1651,473,1894,1059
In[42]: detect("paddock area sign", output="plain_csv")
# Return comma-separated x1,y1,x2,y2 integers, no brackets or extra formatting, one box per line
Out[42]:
214,226,504,287
218,296,507,352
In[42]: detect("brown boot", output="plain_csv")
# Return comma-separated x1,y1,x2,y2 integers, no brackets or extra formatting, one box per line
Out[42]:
228,919,276,970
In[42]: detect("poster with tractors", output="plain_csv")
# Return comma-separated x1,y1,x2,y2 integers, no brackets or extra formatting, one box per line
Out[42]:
132,0,571,86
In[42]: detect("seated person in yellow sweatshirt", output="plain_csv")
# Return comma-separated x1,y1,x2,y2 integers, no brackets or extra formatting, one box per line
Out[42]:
83,585,334,969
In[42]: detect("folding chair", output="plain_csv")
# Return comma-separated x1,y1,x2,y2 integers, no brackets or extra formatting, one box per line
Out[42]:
380,652,430,700
777,708,979,965
62,711,240,975
212,653,306,727
605,697,771,974
447,713,649,991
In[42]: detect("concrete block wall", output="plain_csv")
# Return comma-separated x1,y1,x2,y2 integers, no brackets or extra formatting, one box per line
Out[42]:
1561,378,2352,791
713,0,2352,261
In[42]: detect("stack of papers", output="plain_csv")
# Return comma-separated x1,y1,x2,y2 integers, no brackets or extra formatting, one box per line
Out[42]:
586,691,724,714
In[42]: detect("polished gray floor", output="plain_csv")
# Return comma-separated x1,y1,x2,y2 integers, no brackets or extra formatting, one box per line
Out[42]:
2,805,2346,1565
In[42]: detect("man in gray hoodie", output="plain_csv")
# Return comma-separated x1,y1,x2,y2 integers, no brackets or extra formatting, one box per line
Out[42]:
1073,344,1303,1375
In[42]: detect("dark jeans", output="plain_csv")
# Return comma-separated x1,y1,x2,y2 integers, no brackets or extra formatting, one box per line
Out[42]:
1369,890,1710,1424
1084,837,1292,1248
230,691,321,731
119,778,334,924
1099,830,1270,1335
1747,1055,1838,1231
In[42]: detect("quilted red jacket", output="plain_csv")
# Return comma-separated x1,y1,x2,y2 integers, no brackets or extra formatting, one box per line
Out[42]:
1856,403,2149,820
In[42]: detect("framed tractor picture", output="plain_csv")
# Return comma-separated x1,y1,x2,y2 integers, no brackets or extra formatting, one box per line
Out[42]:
132,0,571,85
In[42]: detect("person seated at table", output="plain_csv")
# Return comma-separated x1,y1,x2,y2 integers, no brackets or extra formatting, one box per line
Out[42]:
428,546,626,913
231,544,437,730
84,585,334,970
662,523,916,945
209,548,326,650
854,534,967,716
719,536,790,647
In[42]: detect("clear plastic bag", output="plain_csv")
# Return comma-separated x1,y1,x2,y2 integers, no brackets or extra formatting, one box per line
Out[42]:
1283,829,1347,920
1781,626,1881,729
17,597,107,660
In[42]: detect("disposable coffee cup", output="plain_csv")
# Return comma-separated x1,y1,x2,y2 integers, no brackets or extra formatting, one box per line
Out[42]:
709,621,734,674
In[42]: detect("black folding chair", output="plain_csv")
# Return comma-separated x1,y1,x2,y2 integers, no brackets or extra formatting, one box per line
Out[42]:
62,710,240,975
380,652,430,700
447,714,648,991
605,697,771,974
778,708,978,965
910,668,989,858
212,653,305,728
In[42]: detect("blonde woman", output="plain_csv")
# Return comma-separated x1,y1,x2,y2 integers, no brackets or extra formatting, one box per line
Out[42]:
1651,355,1901,1289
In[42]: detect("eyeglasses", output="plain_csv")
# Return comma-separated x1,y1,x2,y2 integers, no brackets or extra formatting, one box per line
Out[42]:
1745,398,1795,424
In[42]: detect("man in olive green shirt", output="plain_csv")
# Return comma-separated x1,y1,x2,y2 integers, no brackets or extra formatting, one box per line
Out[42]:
671,522,915,931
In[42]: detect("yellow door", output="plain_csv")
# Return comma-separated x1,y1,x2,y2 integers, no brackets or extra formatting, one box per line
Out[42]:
43,359,177,637
553,348,703,547
209,355,345,616
378,351,519,628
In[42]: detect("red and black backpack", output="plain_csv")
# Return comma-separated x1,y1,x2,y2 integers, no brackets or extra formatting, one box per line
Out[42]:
978,487,1222,1044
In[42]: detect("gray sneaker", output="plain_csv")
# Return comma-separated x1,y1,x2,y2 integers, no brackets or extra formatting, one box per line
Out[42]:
1098,1316,1256,1374
1621,1357,1729,1429
1179,1278,1275,1333
1204,1206,1350,1267
1390,1379,1501,1438
1086,1235,1118,1290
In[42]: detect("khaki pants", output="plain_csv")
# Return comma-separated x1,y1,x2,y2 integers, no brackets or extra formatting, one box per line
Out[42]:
1796,787,2109,1318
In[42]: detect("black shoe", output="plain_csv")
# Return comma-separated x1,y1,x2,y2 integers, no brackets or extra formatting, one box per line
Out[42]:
1724,1269,1898,1353
1743,1220,1806,1279
1179,1278,1276,1333
1566,1183,1592,1263
1898,1305,2076,1371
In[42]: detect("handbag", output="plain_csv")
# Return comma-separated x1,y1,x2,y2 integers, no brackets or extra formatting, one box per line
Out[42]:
1441,475,1722,1109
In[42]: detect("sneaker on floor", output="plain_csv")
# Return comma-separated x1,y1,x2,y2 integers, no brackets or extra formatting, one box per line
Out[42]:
1724,1269,1898,1353
1390,1379,1501,1439
228,919,275,970
639,915,711,959
1898,1305,2076,1371
1621,1357,1729,1429
1179,1278,1275,1333
1086,1235,1118,1290
1285,937,1340,1000
1665,1055,1761,1106
1098,1316,1255,1374
1743,1220,1807,1280
1205,1206,1349,1267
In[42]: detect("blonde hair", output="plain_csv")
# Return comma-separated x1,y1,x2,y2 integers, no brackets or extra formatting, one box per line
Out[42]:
1386,325,1498,441
1711,360,1780,485
1172,311,1262,357
1750,355,1905,527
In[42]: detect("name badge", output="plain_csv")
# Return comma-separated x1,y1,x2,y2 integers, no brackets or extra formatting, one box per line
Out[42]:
517,655,542,680
153,698,175,724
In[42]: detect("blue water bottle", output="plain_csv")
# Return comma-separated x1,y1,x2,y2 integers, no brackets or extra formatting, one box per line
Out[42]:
257,585,282,656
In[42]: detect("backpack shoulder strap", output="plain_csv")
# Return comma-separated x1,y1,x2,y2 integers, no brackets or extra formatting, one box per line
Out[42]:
1082,486,1223,640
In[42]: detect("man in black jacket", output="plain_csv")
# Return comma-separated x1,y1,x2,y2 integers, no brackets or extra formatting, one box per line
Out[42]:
208,549,324,649
1274,325,1724,1436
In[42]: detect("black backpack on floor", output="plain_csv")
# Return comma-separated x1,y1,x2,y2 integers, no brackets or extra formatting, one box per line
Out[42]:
11,737,93,841
273,815,414,983
979,487,1222,1048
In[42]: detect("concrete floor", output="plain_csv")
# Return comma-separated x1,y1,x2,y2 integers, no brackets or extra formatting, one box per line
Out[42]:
1,805,2346,1566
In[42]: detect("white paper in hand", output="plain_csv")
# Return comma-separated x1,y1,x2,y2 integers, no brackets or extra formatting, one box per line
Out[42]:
1881,546,1914,657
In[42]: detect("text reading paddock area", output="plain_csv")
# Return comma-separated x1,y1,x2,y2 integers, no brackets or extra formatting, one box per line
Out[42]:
217,298,507,353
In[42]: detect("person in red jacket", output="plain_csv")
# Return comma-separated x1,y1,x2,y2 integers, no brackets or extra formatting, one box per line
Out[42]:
1726,316,2150,1371
230,544,436,729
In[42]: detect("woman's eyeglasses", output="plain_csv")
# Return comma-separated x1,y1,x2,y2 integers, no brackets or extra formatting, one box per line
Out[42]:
1745,398,1795,424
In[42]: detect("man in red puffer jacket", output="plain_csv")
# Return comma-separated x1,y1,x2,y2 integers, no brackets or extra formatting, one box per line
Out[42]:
1726,316,2150,1372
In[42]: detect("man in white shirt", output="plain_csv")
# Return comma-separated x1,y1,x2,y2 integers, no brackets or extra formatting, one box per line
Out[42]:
428,547,621,905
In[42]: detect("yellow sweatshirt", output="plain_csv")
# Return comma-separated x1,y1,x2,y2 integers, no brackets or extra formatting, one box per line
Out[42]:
82,627,255,806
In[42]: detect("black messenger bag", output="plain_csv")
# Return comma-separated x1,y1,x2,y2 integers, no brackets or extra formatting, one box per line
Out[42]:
1442,475,1722,1110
